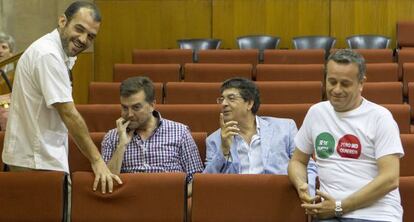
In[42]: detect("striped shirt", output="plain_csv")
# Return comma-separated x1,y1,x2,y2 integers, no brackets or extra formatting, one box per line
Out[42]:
101,111,204,182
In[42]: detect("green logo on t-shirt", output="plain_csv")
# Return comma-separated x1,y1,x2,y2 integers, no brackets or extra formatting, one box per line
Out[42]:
315,132,335,159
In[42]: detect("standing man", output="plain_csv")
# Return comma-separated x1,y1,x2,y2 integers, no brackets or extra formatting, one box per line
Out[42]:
204,78,317,192
101,76,204,183
2,1,121,193
289,49,403,221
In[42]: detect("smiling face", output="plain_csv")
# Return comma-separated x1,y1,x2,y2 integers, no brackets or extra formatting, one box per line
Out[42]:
219,88,253,123
58,7,100,57
325,60,365,112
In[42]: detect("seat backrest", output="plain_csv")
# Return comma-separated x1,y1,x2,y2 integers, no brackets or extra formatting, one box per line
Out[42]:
355,49,394,63
398,49,414,81
263,49,325,64
346,35,391,49
77,104,120,132
183,63,253,82
362,82,403,104
381,104,411,134
258,104,312,128
365,63,398,82
0,171,65,221
71,172,186,222
256,64,324,81
68,132,105,173
403,63,414,97
236,35,280,50
397,21,414,48
257,81,322,104
88,82,164,104
0,132,4,171
177,39,221,50
197,49,259,65
191,174,306,222
192,132,207,164
400,134,414,176
132,49,193,65
399,176,414,222
164,82,221,104
293,36,336,58
113,64,181,83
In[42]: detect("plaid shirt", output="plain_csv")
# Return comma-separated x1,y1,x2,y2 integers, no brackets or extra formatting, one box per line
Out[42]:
101,111,204,182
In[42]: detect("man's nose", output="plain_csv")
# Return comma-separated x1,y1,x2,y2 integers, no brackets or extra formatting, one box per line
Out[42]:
79,33,88,44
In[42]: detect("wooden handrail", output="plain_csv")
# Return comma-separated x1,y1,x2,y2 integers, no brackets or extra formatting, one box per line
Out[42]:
0,51,24,67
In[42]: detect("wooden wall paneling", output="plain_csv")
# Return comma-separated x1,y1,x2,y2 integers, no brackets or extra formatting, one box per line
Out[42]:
95,0,212,82
72,52,94,104
212,0,330,49
331,0,414,49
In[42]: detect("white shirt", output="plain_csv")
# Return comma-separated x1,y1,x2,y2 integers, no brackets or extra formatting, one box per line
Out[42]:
2,29,76,173
295,99,404,222
235,116,263,174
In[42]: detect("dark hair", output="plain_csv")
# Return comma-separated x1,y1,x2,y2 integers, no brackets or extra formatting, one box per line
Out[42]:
64,1,101,22
220,77,260,114
120,76,155,103
325,49,366,81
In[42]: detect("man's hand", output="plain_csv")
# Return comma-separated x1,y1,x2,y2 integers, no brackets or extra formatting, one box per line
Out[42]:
301,189,336,219
116,117,133,146
297,182,316,204
91,158,123,194
220,113,239,155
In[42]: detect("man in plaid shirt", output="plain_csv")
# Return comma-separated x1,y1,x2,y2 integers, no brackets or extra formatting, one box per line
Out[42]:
101,76,204,182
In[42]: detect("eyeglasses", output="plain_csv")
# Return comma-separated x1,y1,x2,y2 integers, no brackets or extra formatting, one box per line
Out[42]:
216,94,244,104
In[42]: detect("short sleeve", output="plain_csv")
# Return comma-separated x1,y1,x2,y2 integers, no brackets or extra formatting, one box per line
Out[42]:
374,111,405,159
35,53,73,107
294,106,316,155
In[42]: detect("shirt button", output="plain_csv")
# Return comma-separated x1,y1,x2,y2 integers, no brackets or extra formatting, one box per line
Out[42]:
143,163,150,167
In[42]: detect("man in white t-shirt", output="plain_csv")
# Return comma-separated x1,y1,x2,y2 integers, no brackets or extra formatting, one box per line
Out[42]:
288,49,404,222
2,1,121,194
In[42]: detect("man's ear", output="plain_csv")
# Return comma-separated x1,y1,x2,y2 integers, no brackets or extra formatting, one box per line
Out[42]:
247,100,254,111
58,14,67,28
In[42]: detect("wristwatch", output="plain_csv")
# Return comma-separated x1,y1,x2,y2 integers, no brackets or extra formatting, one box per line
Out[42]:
335,201,343,217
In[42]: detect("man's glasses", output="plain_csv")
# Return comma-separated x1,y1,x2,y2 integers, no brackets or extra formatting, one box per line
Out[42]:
216,94,243,104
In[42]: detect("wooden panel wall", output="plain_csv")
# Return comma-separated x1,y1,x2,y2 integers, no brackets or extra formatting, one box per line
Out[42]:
72,52,94,104
95,0,212,82
212,0,330,49
331,0,414,48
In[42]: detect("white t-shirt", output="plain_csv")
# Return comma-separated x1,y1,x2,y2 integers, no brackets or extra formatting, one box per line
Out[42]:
2,29,76,173
295,99,404,222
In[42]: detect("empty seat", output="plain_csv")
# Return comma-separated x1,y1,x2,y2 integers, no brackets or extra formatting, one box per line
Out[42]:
71,172,186,222
197,49,259,65
0,171,65,221
403,63,414,97
362,82,403,104
397,21,414,49
236,35,280,62
399,176,414,222
258,104,312,128
68,132,105,172
256,64,324,82
355,49,394,63
132,49,193,66
365,63,399,82
400,135,414,176
191,174,306,222
88,82,164,104
177,38,221,50
399,49,414,81
183,63,253,82
293,36,335,59
381,104,411,134
113,64,181,83
407,82,414,121
346,35,391,49
77,104,120,132
263,49,325,64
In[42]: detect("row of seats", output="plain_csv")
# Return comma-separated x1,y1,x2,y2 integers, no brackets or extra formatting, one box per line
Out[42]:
2,132,413,176
73,104,411,134
113,63,400,83
397,21,414,49
89,81,405,106
131,49,395,66
0,172,412,222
